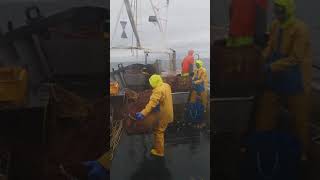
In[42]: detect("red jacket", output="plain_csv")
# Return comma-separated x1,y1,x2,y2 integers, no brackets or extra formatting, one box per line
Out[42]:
229,0,268,37
181,50,194,74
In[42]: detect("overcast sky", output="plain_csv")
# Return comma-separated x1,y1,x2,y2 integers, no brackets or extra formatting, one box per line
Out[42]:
110,0,210,60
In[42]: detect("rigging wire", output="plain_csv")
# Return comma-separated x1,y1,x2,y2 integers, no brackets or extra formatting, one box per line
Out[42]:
131,0,134,55
112,0,170,55
135,0,139,56
111,1,125,47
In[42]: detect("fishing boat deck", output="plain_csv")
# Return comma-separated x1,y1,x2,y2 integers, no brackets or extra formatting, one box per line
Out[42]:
111,123,210,180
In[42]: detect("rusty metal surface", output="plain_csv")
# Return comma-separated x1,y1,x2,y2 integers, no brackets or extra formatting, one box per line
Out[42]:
171,92,190,104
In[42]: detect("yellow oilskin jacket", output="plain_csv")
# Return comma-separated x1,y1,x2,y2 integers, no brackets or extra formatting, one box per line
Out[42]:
263,19,312,94
193,67,209,90
141,82,174,124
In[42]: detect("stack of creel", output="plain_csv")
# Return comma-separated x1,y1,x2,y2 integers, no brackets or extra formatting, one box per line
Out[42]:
123,64,147,91
124,64,144,73
15,92,109,179
212,39,264,97
125,89,155,134
45,96,108,180
49,85,92,122
163,75,192,92
126,89,152,115
124,88,138,102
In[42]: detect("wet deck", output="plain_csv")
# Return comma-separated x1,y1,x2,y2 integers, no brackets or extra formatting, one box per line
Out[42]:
213,133,320,180
111,124,210,180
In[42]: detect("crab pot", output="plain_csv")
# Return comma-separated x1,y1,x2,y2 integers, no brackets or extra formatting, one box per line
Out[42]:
124,90,158,134
126,115,156,135
163,75,192,93
212,39,264,97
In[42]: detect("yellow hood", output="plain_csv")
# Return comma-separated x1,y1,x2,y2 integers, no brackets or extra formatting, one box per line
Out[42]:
149,74,163,88
273,0,295,17
195,60,203,68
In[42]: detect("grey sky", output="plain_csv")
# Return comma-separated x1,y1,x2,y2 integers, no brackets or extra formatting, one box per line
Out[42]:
110,0,210,59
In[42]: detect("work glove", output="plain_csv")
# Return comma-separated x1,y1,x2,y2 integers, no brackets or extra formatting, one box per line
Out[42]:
83,161,108,180
135,112,144,121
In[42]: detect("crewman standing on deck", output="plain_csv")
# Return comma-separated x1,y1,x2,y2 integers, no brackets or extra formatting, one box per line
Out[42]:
228,0,268,47
255,0,312,161
135,75,174,157
190,60,208,112
181,50,195,77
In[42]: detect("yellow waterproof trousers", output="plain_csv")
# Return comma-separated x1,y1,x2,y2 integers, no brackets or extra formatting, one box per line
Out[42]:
190,90,208,111
151,117,169,157
255,91,310,153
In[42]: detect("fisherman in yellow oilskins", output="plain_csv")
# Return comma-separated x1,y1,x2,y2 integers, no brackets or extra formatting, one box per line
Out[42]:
135,74,174,157
185,60,208,128
256,0,312,160
188,59,208,128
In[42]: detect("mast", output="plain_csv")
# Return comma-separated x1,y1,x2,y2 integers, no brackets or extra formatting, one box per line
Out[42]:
111,0,174,67
124,0,141,48
135,0,138,56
